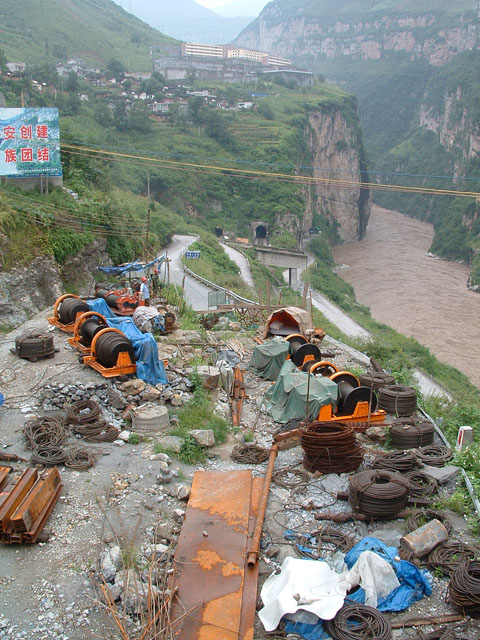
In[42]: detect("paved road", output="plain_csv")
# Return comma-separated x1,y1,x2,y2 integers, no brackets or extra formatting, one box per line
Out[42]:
220,242,255,288
165,235,212,310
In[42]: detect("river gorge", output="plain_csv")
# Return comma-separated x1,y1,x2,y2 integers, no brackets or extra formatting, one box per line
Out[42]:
333,205,480,388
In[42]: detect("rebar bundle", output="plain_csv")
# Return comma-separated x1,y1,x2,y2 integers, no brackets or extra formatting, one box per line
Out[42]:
372,450,418,473
324,603,392,640
406,509,452,534
13,329,55,361
427,540,480,577
449,560,480,617
416,445,453,467
23,416,67,450
300,421,363,473
349,469,410,518
359,371,396,391
405,470,439,498
230,443,270,464
67,400,103,425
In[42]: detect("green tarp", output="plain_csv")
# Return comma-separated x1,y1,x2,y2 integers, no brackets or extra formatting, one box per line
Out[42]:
265,360,339,423
249,337,291,381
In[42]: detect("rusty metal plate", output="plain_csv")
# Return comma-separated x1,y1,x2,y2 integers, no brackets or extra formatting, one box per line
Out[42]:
171,470,261,640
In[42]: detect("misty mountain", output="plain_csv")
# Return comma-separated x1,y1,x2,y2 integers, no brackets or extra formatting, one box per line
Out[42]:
114,0,253,44
214,0,270,18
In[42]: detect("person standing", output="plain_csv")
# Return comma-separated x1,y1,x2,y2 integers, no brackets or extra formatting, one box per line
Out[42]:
140,276,150,306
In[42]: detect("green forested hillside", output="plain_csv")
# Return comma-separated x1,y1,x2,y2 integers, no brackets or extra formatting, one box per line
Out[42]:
0,0,174,70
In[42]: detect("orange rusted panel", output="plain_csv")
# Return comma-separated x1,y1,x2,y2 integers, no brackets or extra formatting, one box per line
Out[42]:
171,471,261,640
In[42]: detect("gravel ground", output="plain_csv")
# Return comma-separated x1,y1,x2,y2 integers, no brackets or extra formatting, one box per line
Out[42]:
0,310,478,639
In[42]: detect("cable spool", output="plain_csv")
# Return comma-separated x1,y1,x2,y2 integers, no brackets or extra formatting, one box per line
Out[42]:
390,418,434,449
78,313,108,347
330,371,377,416
93,328,135,368
378,385,417,416
95,287,120,310
349,469,410,518
57,296,89,325
359,371,396,391
302,360,339,376
285,334,322,368
14,330,55,361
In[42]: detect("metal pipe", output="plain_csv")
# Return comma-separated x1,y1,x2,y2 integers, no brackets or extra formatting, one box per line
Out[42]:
247,444,278,567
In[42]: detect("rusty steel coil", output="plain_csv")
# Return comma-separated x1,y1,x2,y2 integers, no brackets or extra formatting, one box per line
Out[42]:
73,419,107,436
295,527,354,559
359,371,396,391
67,400,103,425
349,469,410,518
390,418,434,449
406,509,453,534
31,445,67,466
411,630,456,640
230,443,270,464
378,385,417,416
427,540,480,577
416,445,453,467
324,603,392,640
83,425,120,443
372,450,418,473
300,421,363,474
23,416,67,450
272,467,310,488
14,329,55,361
65,446,97,471
57,296,89,325
405,470,439,498
449,560,480,617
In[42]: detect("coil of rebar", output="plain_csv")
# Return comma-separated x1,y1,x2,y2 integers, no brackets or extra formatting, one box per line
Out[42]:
82,425,120,443
64,447,97,471
272,467,310,488
31,445,68,466
23,416,67,450
416,445,453,467
14,329,55,361
406,509,453,534
359,371,396,391
67,400,103,425
378,385,417,416
295,527,354,559
411,629,456,640
405,470,439,498
427,540,480,577
324,603,392,640
300,421,363,473
448,560,480,616
349,469,410,518
390,418,434,449
230,443,270,464
372,450,418,473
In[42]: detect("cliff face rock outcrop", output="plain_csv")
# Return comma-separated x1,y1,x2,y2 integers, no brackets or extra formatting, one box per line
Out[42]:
304,109,370,243
0,238,111,330
237,4,479,68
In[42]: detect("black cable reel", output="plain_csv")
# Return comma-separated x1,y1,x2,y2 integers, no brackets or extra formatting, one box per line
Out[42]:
330,371,377,416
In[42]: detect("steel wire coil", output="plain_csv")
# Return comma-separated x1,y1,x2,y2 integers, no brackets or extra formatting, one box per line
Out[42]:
390,419,434,449
65,447,98,471
95,330,135,368
405,470,439,498
378,385,417,416
372,450,418,473
411,629,456,640
58,297,89,325
23,416,67,450
359,372,396,391
349,469,410,518
67,400,102,425
295,527,354,559
31,445,68,466
416,445,453,467
449,560,480,616
230,443,270,464
14,329,55,361
300,421,363,474
427,540,480,577
406,509,453,534
73,419,108,436
324,603,392,640
83,425,120,443
272,468,310,488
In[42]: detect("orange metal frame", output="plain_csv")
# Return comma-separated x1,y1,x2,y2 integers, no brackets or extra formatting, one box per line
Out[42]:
68,311,107,355
82,327,136,378
47,294,82,333
317,401,386,425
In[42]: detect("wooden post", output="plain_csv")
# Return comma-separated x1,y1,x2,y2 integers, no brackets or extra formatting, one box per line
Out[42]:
258,288,263,306
309,291,313,325
302,282,308,309
266,280,271,317
278,289,282,305
144,208,151,262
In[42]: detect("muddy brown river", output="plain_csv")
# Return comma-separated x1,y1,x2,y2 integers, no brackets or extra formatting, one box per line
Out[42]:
333,205,480,387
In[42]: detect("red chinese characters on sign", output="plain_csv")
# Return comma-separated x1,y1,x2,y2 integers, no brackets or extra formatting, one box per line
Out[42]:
20,125,32,140
21,148,33,162
3,126,15,140
36,125,49,138
5,149,16,163
37,147,49,162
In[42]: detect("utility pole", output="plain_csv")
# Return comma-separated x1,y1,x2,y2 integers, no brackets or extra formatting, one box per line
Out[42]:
147,171,150,199
144,207,151,262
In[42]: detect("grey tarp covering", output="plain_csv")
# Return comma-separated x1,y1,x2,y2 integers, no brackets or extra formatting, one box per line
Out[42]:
265,360,339,423
249,337,291,381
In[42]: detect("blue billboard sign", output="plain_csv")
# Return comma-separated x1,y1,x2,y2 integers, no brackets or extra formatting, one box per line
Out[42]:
0,108,62,178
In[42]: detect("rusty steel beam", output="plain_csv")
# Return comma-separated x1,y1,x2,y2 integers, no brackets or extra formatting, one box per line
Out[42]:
171,470,262,640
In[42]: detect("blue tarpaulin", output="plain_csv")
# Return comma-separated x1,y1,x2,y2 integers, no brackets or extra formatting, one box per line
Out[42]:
284,536,433,640
86,300,167,385
97,254,165,275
